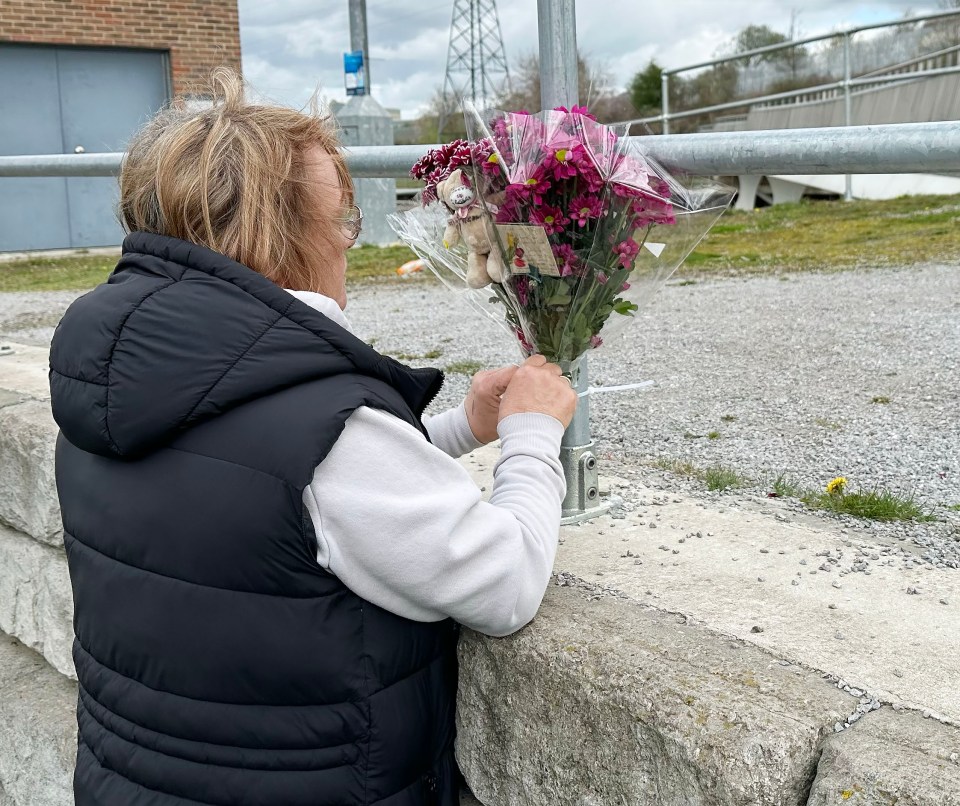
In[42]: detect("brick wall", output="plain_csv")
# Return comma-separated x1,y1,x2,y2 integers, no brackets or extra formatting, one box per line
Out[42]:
0,0,241,95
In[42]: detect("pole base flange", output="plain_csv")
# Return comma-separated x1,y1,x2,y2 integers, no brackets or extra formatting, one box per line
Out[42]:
560,494,620,525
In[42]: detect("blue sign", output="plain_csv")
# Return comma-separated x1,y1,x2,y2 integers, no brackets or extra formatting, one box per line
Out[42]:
344,50,365,96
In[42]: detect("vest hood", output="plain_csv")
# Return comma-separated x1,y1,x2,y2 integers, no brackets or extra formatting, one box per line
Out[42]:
49,232,443,459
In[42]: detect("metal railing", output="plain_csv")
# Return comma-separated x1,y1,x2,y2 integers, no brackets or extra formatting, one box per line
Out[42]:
619,9,960,131
3,121,960,180
755,43,960,108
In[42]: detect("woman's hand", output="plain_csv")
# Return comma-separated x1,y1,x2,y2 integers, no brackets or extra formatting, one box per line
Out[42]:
498,355,578,428
464,365,519,444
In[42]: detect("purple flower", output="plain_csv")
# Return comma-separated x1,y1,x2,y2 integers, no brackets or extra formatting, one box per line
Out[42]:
569,193,604,227
552,243,580,276
590,334,603,348
612,238,640,268
631,195,676,227
548,144,583,180
578,163,605,194
530,205,568,235
510,170,551,206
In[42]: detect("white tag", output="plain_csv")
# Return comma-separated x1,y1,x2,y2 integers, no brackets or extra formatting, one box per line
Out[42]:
644,241,666,257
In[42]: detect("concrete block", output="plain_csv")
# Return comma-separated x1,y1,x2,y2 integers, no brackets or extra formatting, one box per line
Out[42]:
0,523,74,679
0,344,51,401
0,400,62,546
457,582,853,806
0,633,77,806
807,708,960,805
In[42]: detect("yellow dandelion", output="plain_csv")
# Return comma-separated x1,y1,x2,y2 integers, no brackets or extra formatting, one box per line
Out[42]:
826,476,847,496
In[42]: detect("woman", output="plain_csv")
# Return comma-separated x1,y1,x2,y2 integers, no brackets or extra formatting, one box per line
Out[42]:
50,69,576,806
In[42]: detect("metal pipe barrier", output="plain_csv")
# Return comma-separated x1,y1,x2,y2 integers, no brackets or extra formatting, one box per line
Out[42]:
645,8,960,134
3,122,959,180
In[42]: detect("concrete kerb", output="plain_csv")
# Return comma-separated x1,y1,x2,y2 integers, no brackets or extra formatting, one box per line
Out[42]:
460,445,960,803
458,584,852,805
0,634,77,806
0,344,61,546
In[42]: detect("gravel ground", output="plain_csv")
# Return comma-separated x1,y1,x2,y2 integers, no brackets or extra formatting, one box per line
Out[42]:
2,262,958,566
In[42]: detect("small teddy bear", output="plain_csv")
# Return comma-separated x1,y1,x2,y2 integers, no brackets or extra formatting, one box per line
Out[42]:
436,168,507,289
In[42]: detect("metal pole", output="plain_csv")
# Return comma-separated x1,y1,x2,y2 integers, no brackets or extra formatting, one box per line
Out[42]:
470,0,477,103
348,0,370,94
843,32,853,201
661,72,670,135
538,0,607,521
538,0,578,110
6,123,960,178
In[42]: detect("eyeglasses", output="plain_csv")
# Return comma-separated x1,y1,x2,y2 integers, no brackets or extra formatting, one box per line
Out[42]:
338,205,363,242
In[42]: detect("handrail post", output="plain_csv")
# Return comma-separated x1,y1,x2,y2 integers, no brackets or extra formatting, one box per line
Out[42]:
661,72,670,135
843,32,854,202
537,0,609,521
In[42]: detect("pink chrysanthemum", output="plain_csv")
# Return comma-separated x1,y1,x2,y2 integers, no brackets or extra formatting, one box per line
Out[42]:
530,205,568,235
612,238,640,268
552,243,580,277
569,193,604,227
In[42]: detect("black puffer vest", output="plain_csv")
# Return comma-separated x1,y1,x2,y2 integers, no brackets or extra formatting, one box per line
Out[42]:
50,233,458,805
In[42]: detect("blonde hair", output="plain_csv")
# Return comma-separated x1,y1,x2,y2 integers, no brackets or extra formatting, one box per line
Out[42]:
120,68,353,292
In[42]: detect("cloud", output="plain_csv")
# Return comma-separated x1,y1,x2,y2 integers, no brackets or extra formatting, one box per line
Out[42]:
238,0,941,116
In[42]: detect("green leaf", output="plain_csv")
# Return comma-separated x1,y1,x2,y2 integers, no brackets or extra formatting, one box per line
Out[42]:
613,299,639,316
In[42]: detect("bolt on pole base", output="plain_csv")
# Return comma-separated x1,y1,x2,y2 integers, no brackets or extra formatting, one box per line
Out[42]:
559,442,616,524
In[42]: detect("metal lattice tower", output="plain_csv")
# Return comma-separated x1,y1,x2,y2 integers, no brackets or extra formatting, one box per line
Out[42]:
438,0,511,138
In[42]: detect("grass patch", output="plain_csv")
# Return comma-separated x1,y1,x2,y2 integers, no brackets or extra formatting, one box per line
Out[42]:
0,244,420,294
720,414,737,422
346,244,420,282
685,194,960,276
703,466,745,491
871,396,891,404
444,360,484,375
0,254,116,292
5,195,957,294
651,457,745,491
946,503,960,512
772,473,805,498
652,457,700,477
707,431,721,440
803,487,932,522
389,347,444,361
771,473,932,522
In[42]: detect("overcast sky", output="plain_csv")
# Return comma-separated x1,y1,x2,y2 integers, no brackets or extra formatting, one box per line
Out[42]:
238,1,938,119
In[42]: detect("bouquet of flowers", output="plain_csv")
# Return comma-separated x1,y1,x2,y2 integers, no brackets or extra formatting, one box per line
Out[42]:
388,104,734,367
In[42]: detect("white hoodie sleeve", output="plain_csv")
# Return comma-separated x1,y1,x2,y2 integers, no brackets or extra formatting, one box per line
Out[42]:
301,406,566,637
421,403,484,459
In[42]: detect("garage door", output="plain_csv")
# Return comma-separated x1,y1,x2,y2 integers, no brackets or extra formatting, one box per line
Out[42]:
0,44,169,252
